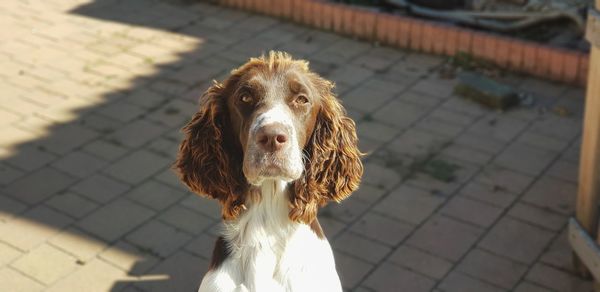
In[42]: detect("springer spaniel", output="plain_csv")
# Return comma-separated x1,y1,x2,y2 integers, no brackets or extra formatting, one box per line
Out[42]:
175,51,363,292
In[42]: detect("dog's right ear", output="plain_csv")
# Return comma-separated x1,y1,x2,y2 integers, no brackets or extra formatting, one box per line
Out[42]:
174,82,247,220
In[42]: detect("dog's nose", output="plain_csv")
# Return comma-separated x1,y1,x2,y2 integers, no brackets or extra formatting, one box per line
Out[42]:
256,123,288,152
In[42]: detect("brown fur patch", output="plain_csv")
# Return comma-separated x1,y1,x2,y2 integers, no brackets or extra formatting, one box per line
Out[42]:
208,237,230,271
310,218,325,239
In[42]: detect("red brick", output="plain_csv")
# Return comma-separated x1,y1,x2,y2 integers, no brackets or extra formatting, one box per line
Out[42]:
354,9,377,41
332,4,344,34
495,37,510,68
578,53,589,86
396,16,411,48
534,45,551,77
241,0,251,10
302,0,313,26
562,51,580,84
409,19,424,51
342,6,356,36
281,0,293,19
471,31,486,58
420,22,434,53
291,0,303,23
248,0,258,12
365,11,378,41
444,27,459,56
265,0,275,14
382,15,398,46
320,3,334,30
471,31,487,59
311,1,324,28
271,0,283,17
260,0,271,15
240,0,250,11
363,10,377,41
431,24,446,55
230,0,242,9
386,15,400,46
352,9,367,39
483,34,497,61
457,29,472,54
548,48,566,81
375,14,388,44
508,40,524,70
522,42,537,74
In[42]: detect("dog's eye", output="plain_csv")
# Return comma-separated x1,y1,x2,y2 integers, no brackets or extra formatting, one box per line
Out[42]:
241,95,253,103
295,94,309,104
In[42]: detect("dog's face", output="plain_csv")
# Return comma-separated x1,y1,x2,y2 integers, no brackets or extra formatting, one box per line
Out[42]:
175,51,363,223
227,67,319,185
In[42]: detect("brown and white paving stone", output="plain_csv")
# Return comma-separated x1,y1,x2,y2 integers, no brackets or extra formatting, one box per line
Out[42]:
363,262,436,292
125,220,192,258
456,248,528,289
11,243,78,285
407,215,483,262
103,149,171,184
525,263,593,292
494,142,558,176
334,251,374,289
349,212,414,246
388,245,453,280
46,258,134,292
45,192,99,219
479,217,555,264
4,167,75,205
0,206,72,251
521,177,577,215
126,180,186,211
70,173,130,204
0,268,44,292
49,227,107,262
440,196,504,228
438,271,506,292
374,185,445,225
99,241,160,275
333,231,392,264
52,151,107,178
134,251,208,292
77,198,155,242
513,281,554,292
0,241,21,267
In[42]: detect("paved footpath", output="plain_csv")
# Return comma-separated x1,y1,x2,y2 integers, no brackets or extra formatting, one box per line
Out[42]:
0,0,593,291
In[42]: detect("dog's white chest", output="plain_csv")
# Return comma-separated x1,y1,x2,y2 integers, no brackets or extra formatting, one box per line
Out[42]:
197,181,342,292
199,226,341,292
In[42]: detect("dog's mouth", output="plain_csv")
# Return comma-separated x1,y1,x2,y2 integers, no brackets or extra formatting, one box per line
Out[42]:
243,151,303,185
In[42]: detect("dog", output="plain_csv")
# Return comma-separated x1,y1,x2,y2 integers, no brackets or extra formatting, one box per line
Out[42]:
174,51,363,292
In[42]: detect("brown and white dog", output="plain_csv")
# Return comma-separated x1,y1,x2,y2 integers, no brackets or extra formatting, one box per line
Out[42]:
174,51,363,292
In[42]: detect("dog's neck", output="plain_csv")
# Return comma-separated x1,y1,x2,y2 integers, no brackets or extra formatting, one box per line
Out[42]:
223,179,296,250
220,179,301,290
210,180,335,291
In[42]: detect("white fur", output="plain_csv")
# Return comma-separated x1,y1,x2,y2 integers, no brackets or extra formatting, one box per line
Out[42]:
244,105,304,185
198,180,342,292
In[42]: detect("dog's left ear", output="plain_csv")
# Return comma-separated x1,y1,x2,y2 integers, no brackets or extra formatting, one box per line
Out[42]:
174,82,248,220
290,76,363,224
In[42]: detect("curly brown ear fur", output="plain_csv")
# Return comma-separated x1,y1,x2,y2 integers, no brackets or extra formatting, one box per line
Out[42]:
290,78,363,224
174,83,247,220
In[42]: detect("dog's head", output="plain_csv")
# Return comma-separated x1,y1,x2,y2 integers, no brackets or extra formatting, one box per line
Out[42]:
174,51,363,223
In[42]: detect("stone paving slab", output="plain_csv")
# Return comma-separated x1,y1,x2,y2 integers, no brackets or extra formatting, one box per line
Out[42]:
0,0,592,291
